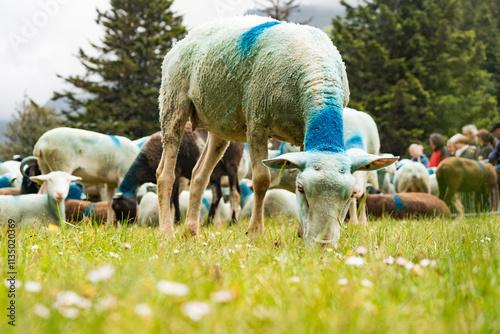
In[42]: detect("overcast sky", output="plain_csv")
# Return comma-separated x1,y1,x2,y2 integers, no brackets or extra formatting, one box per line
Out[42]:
0,0,336,121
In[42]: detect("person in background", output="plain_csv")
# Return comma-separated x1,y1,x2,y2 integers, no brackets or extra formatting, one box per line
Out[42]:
488,122,500,166
462,124,478,149
475,129,494,161
409,144,429,167
428,133,449,168
454,135,475,159
491,122,500,147
446,133,462,157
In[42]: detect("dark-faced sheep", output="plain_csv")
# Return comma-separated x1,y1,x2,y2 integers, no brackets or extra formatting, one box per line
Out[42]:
436,157,497,217
365,193,451,219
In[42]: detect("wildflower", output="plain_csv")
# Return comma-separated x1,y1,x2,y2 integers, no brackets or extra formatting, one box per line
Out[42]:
338,278,348,285
240,265,246,269
383,256,395,265
109,252,120,259
361,279,373,288
404,262,415,270
395,256,408,266
289,276,300,283
228,249,235,254
200,250,205,254
419,259,436,267
30,245,39,250
47,224,60,232
33,304,50,318
345,256,365,267
211,290,234,303
97,295,117,311
59,307,79,319
234,244,242,249
134,303,152,317
86,265,115,283
412,265,423,276
123,243,131,249
149,255,159,260
54,291,91,309
58,252,63,255
156,280,189,296
202,242,208,246
173,249,180,254
355,245,368,256
326,248,333,252
485,237,491,242
24,281,42,292
4,279,21,289
216,232,221,235
183,302,211,321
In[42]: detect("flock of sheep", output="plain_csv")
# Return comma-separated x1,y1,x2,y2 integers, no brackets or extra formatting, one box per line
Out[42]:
0,16,496,246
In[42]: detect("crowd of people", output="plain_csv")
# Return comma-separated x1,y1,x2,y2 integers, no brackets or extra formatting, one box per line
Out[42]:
408,122,500,172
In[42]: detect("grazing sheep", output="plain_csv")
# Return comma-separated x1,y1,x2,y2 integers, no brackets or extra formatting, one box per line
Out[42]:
436,157,497,217
0,171,81,225
33,127,140,224
393,160,430,194
343,107,382,225
364,193,451,219
239,188,297,219
157,16,397,245
65,200,109,223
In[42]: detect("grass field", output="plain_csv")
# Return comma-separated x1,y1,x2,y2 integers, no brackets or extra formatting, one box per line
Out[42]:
1,216,499,333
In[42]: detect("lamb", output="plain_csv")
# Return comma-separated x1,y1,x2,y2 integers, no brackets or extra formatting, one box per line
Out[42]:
33,127,140,224
113,126,244,224
239,188,297,219
436,157,497,217
157,16,398,245
342,107,382,225
393,160,430,194
0,171,81,226
364,193,451,219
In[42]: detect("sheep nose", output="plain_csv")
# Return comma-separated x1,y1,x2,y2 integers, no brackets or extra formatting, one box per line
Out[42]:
55,192,65,200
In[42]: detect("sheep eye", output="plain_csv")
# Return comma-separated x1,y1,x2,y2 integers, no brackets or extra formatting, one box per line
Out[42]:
365,164,371,169
297,183,305,194
339,169,345,174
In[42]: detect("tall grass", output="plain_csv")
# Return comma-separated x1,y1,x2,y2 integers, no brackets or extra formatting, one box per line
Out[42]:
1,216,499,333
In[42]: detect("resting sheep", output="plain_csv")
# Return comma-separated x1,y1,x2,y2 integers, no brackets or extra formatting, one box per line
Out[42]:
343,107,381,225
393,160,430,194
364,193,451,219
65,200,109,223
157,16,397,245
0,171,81,225
33,127,140,224
239,188,297,219
436,157,497,217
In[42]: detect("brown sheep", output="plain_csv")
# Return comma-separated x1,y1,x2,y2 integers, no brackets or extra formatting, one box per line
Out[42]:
365,193,451,219
65,200,110,223
436,157,497,217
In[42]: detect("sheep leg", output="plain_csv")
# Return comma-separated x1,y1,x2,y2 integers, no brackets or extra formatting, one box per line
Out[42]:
207,181,223,225
171,172,181,224
358,195,368,225
246,133,271,235
185,133,229,236
348,199,359,224
227,161,242,224
105,183,117,225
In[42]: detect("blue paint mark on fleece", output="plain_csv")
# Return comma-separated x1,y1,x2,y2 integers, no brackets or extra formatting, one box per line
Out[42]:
0,175,12,188
476,161,485,171
345,134,364,150
109,135,121,147
393,195,404,211
202,197,210,211
240,182,253,207
304,92,345,153
84,202,95,217
239,21,281,56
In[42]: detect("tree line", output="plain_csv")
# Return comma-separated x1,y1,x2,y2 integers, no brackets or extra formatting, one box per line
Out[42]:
2,0,499,160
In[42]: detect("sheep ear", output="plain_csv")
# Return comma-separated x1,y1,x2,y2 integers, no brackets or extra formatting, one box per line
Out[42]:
70,176,82,182
350,154,399,173
262,152,306,171
30,175,49,184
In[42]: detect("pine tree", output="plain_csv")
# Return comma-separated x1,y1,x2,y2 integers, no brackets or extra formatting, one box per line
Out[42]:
331,0,498,155
54,0,186,138
0,96,64,161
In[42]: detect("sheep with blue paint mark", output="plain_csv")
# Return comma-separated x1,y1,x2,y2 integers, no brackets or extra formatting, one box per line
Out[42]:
0,171,81,226
33,127,140,224
342,107,383,225
157,16,398,245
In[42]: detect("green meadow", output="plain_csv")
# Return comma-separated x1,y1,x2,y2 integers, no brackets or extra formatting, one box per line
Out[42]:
1,216,499,333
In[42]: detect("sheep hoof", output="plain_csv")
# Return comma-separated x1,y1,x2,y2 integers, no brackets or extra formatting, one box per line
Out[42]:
245,223,264,236
159,226,175,238
183,222,199,238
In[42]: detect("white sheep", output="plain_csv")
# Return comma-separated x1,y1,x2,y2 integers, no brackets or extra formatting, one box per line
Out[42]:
0,171,81,226
393,159,431,194
33,127,140,224
342,107,382,225
239,188,297,219
0,160,21,176
157,16,397,245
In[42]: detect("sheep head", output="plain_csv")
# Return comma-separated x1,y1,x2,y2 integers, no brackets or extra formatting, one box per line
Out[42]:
263,151,398,246
31,172,82,202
